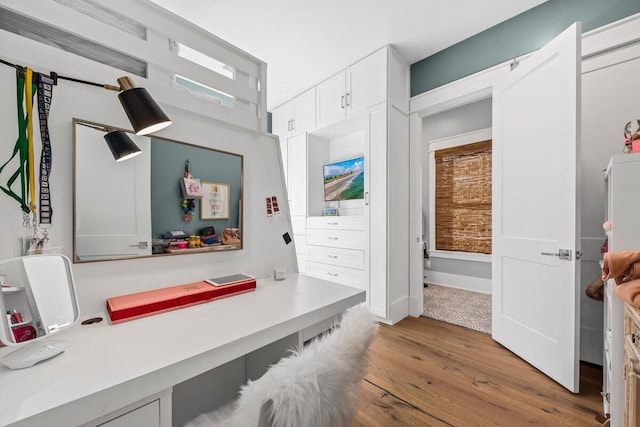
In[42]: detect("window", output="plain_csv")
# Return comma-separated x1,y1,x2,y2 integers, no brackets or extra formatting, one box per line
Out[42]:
433,139,492,254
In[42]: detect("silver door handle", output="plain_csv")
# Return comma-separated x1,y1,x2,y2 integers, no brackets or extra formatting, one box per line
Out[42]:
540,249,572,260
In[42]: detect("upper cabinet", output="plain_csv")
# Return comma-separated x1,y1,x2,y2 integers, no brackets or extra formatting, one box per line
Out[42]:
316,48,388,129
272,87,316,138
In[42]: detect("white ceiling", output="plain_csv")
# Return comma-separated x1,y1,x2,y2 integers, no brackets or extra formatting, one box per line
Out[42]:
150,0,548,110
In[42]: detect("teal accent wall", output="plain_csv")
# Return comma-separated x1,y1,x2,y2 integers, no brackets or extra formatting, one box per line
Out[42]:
411,0,640,97
150,137,242,239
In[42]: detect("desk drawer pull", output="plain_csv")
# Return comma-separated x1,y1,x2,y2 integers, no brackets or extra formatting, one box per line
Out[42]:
327,222,338,225
327,237,338,240
327,255,338,259
328,272,339,277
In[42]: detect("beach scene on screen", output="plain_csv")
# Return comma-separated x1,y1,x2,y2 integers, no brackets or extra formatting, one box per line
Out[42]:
323,157,365,201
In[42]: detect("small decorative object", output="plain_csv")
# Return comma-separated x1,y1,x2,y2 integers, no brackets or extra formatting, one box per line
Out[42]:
272,196,281,216
623,120,640,154
222,228,241,245
182,199,196,221
201,182,230,219
266,197,273,217
273,266,286,280
323,207,338,216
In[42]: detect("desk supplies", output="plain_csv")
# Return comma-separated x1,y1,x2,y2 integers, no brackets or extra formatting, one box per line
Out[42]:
107,277,256,323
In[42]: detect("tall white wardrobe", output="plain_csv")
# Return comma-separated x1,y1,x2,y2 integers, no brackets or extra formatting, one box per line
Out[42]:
272,45,410,324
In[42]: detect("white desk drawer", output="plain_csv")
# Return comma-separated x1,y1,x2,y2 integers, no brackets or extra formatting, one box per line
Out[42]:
307,261,365,290
307,216,365,230
308,245,364,269
307,229,365,250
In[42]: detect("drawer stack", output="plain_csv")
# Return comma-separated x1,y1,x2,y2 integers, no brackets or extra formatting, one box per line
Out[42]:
306,216,366,291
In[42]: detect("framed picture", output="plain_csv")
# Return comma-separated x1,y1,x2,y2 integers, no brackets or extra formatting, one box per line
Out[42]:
201,182,230,219
323,207,338,216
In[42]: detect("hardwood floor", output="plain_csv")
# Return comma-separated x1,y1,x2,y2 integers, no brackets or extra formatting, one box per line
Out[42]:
352,316,604,427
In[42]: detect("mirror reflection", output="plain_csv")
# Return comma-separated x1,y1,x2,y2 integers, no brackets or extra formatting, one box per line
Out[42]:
73,119,243,263
0,254,78,346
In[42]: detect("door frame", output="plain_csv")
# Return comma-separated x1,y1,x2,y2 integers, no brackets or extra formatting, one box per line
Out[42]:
407,13,640,318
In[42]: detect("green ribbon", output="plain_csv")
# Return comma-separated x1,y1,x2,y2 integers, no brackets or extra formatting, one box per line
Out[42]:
0,69,37,214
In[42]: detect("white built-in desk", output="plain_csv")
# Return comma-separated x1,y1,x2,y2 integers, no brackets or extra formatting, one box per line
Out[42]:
0,274,365,427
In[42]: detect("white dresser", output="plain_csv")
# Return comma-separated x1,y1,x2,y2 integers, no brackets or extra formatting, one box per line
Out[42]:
306,216,367,293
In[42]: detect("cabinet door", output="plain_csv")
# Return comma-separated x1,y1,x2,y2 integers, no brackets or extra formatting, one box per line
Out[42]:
271,102,292,139
279,137,289,194
316,71,346,128
347,48,387,114
291,88,316,136
288,133,307,216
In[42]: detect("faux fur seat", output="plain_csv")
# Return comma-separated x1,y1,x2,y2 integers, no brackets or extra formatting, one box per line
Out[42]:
183,304,378,427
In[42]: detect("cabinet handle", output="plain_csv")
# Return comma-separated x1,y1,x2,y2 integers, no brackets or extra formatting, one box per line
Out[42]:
346,92,351,107
327,222,338,225
287,120,292,131
328,255,338,259
365,191,369,206
341,95,345,109
328,237,338,240
290,118,295,130
328,272,339,277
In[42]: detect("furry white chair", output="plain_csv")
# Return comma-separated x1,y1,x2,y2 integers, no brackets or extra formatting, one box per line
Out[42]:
183,304,378,427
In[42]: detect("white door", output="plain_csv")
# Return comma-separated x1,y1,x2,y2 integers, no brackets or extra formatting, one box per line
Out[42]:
316,71,346,128
492,23,581,392
347,47,387,115
291,87,316,136
75,124,152,261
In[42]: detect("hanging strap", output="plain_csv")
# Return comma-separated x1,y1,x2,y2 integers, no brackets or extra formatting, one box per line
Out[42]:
0,69,33,214
37,73,54,225
25,67,36,216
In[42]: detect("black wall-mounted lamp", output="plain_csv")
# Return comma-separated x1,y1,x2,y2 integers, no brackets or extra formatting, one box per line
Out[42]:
113,76,172,135
104,130,142,162
53,73,172,136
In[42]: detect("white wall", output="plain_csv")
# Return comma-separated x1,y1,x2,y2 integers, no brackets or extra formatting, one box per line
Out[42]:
0,39,296,317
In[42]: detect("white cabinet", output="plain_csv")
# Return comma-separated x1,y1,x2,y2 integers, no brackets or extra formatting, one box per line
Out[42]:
316,48,387,128
281,133,328,273
603,153,640,425
307,216,367,292
80,390,171,427
272,88,316,138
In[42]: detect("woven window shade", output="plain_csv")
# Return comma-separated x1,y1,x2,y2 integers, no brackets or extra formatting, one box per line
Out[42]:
435,140,492,254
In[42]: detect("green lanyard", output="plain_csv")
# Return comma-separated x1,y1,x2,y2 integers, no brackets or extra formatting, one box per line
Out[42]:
0,69,36,217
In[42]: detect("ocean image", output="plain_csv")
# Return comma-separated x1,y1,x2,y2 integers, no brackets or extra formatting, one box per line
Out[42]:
323,157,365,201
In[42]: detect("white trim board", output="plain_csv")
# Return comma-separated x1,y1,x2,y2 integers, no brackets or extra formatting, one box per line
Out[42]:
423,271,491,294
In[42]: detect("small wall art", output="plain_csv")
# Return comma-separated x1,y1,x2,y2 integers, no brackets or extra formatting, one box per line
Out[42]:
201,182,230,219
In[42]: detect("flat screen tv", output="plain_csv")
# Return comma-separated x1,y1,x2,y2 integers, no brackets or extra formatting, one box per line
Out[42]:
323,156,365,201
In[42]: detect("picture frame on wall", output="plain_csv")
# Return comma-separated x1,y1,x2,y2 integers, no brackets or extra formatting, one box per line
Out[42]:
201,182,230,219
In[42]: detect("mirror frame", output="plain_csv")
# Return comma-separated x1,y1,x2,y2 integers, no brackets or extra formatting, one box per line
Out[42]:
72,118,244,263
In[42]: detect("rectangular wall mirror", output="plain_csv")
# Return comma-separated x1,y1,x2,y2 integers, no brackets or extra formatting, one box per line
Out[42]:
73,118,243,263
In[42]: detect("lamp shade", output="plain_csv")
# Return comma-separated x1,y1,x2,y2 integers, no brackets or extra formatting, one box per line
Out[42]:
104,130,142,162
116,77,172,136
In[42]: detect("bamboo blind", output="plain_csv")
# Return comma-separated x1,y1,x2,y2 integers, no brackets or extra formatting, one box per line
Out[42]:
435,140,492,254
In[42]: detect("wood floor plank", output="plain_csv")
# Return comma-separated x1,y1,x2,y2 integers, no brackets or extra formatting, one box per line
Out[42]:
352,316,604,426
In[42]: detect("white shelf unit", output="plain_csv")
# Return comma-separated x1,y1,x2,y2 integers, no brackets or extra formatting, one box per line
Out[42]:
603,153,640,424
273,45,410,323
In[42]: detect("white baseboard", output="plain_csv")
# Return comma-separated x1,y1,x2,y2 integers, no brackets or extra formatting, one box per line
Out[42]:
424,270,491,294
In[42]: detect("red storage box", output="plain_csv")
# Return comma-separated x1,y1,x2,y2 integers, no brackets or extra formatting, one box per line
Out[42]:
107,278,256,324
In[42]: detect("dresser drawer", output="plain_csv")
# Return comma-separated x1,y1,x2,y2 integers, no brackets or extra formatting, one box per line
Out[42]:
307,216,365,230
306,261,365,290
308,245,364,269
307,229,365,250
